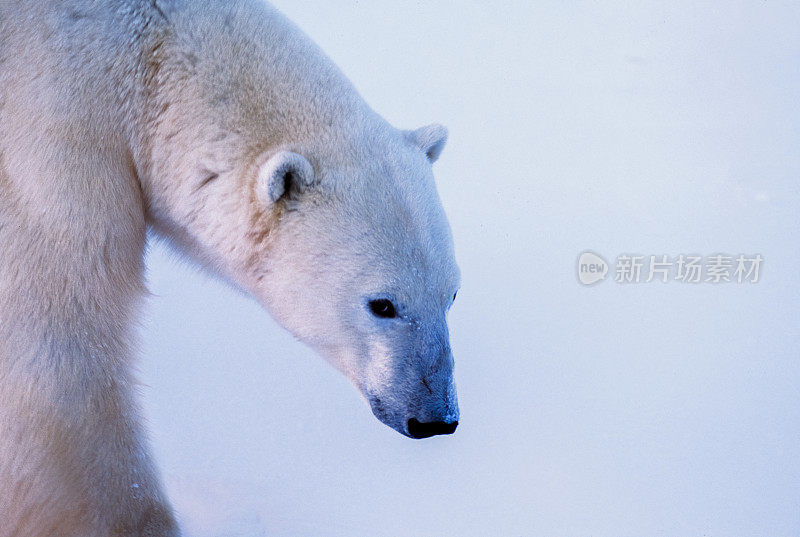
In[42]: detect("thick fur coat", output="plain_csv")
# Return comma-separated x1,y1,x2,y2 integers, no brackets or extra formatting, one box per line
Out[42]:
0,1,459,535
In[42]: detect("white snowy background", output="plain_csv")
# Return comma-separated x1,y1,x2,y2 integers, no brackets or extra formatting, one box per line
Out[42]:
139,2,800,536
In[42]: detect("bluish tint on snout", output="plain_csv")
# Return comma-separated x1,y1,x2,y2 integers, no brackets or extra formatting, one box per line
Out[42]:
366,381,459,439
363,314,460,439
407,418,458,439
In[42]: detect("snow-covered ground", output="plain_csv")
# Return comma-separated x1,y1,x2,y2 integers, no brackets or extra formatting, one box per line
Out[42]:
140,2,800,536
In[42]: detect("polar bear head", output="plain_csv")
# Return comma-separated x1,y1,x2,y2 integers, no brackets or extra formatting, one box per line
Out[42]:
142,3,460,438
244,124,460,439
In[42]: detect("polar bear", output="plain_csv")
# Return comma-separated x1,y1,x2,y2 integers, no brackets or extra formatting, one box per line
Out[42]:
0,0,460,535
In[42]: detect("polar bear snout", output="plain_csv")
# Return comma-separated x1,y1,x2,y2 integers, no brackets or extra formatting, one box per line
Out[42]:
403,379,460,439
365,364,460,440
365,360,460,440
407,418,458,439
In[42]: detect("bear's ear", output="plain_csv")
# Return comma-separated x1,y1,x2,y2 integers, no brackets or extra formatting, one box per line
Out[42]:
406,123,448,163
256,151,315,204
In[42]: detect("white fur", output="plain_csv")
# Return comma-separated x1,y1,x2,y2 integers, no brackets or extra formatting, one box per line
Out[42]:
0,1,459,535
256,151,316,203
406,124,449,162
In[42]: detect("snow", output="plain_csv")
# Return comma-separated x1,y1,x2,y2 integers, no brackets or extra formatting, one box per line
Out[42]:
140,2,800,536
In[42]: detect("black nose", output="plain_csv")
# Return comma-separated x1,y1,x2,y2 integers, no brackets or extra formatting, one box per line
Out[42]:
407,418,458,439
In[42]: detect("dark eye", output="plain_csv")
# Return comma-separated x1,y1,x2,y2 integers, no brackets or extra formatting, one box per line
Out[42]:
453,291,458,302
369,299,397,319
